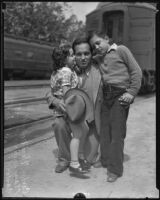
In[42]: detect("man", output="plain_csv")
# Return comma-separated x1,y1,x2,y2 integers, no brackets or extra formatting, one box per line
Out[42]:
46,37,102,174
88,31,142,182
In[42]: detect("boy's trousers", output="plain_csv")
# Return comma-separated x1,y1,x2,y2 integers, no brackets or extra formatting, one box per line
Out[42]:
100,86,129,176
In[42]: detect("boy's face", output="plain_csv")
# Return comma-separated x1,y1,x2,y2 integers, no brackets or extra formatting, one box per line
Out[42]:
74,43,92,69
90,34,110,55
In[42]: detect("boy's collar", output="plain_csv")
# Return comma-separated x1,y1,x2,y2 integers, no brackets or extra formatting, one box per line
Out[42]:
107,43,118,53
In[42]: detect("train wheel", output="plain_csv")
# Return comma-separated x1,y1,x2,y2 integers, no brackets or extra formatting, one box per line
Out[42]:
146,71,156,92
139,71,148,94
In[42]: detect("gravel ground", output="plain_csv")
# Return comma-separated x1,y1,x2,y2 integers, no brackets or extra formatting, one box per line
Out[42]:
2,95,159,198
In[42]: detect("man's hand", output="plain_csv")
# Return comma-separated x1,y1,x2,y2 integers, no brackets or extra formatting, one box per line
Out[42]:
57,99,66,113
118,92,134,105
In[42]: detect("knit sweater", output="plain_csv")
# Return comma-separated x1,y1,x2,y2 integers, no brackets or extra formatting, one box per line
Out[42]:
100,44,142,96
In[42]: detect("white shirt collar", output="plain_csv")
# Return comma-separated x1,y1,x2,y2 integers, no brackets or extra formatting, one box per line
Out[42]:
107,43,118,53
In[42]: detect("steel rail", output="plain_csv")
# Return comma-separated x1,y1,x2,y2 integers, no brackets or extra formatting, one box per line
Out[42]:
5,84,50,90
5,97,46,106
4,115,53,130
4,80,50,89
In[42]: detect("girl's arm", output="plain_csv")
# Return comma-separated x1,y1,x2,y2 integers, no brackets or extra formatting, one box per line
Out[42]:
61,66,73,95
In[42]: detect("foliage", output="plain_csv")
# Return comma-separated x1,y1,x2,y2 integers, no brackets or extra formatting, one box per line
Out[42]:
4,2,86,45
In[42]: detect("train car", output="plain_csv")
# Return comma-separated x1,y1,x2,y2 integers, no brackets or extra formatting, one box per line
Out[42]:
86,2,157,93
4,34,53,80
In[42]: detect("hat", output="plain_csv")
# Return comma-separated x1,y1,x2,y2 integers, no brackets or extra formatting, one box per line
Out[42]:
64,88,94,138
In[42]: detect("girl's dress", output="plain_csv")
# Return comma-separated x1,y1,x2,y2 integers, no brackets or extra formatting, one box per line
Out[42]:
50,66,79,116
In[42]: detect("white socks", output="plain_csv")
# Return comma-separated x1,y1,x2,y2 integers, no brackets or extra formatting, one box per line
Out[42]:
70,161,80,168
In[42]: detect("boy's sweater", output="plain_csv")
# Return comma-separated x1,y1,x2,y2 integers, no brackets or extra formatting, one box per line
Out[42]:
100,44,142,96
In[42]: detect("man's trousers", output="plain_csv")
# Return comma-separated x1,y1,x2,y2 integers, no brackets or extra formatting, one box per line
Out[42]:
52,116,99,166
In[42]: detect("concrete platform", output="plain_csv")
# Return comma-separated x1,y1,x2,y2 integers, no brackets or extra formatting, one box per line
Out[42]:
2,95,159,198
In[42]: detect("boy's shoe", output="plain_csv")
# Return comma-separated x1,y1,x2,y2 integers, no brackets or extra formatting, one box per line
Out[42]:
69,166,89,174
79,159,91,170
107,172,118,182
55,164,68,173
93,160,102,168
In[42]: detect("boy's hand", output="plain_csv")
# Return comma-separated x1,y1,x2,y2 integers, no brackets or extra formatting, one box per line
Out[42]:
118,93,134,105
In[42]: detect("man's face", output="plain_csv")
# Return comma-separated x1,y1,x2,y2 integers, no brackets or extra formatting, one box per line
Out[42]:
90,35,110,55
74,43,92,69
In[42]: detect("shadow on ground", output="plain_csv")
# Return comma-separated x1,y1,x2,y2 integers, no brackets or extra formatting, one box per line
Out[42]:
124,153,130,162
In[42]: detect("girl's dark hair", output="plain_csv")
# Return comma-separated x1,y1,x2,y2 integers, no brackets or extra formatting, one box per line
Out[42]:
72,37,93,54
51,46,70,71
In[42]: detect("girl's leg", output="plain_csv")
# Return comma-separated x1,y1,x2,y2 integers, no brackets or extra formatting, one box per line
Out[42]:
78,132,88,160
70,138,80,168
69,122,90,172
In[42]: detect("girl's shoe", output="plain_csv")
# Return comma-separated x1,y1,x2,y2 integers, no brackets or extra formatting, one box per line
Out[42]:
69,166,89,174
79,159,91,170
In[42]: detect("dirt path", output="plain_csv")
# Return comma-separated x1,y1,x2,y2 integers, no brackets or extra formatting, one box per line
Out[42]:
2,95,159,198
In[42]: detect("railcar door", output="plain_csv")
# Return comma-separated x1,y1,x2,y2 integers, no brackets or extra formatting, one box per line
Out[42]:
103,11,124,44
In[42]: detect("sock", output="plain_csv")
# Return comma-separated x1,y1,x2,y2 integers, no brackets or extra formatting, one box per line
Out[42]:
70,160,80,168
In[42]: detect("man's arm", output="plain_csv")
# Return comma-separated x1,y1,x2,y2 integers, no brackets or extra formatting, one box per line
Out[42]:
45,90,66,112
45,90,59,109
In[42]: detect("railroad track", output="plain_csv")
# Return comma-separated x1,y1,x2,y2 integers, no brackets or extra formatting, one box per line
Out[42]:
4,115,53,130
5,97,46,106
4,80,50,89
4,96,52,130
4,92,155,129
4,116,55,155
4,92,155,154
4,93,54,152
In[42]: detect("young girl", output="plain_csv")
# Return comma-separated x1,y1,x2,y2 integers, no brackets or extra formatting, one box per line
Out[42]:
50,45,89,174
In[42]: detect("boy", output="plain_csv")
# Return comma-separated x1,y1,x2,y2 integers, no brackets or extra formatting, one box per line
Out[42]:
88,32,142,182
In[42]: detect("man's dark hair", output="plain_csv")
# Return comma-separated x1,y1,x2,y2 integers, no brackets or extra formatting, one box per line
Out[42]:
72,37,93,54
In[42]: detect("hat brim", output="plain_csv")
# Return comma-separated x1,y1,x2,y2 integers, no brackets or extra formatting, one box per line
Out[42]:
64,88,94,124
69,120,89,139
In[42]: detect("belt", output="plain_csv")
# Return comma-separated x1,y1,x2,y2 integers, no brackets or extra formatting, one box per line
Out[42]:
103,84,126,92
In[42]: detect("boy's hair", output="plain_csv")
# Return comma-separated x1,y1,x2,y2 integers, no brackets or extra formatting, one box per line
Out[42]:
72,37,93,54
51,46,70,71
87,31,112,44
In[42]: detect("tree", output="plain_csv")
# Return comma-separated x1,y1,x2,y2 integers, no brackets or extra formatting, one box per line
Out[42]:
65,15,86,43
4,2,86,45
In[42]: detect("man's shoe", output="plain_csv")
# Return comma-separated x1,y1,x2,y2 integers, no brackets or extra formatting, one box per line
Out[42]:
69,166,89,174
107,172,118,182
93,160,102,168
55,164,68,173
79,159,91,170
